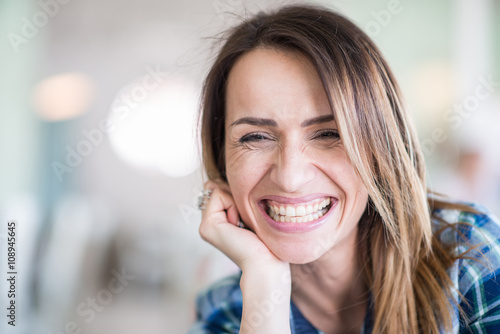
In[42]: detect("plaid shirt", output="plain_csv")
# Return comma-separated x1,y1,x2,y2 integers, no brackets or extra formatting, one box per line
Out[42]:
189,200,500,333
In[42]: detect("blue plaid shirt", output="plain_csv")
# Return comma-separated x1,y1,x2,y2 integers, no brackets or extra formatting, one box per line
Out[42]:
190,200,500,333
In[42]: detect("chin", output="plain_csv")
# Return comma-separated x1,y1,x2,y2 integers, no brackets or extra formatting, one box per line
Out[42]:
267,239,330,265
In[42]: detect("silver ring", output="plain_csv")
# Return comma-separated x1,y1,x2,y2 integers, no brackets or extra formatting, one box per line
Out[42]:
197,189,213,210
237,220,245,229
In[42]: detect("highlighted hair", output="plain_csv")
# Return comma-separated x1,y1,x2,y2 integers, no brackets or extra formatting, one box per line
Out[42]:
200,5,475,333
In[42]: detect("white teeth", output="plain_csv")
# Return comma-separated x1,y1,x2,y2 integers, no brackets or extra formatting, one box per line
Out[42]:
296,206,306,216
320,198,330,209
267,198,333,223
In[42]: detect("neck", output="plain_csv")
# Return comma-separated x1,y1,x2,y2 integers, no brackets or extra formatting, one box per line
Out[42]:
290,226,369,331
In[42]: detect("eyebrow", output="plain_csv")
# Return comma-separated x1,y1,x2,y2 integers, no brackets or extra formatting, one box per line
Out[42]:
229,117,278,128
229,114,335,128
300,114,335,127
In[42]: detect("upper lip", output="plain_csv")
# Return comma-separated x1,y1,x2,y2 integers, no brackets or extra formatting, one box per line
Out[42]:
258,194,338,204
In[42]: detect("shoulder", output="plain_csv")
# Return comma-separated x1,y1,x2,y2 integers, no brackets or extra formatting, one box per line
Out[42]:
430,195,500,276
430,195,500,265
430,195,500,331
189,272,243,333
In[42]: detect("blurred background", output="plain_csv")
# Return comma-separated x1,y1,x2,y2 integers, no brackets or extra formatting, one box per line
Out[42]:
0,0,498,333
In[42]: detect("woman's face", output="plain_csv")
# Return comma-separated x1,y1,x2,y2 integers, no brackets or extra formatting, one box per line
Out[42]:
224,48,369,264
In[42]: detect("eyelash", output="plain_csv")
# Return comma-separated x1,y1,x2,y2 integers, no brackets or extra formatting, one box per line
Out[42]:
238,129,340,144
238,132,271,143
312,129,340,140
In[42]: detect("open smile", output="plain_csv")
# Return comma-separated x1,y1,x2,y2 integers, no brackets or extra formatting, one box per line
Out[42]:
267,197,332,222
257,195,338,233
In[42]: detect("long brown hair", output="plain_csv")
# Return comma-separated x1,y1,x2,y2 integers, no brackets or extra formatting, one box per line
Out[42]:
199,4,474,333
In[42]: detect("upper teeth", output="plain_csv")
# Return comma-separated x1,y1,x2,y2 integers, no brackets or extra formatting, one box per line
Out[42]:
267,197,331,223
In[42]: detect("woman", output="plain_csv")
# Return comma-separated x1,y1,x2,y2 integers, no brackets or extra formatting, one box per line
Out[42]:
190,4,500,334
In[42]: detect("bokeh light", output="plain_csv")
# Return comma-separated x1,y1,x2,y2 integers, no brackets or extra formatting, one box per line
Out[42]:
108,76,200,178
32,72,96,121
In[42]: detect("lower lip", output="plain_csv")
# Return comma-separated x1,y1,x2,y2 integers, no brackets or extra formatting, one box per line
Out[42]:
258,199,337,233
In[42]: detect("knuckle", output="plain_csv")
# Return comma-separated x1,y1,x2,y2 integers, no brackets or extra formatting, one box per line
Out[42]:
198,220,214,242
204,180,217,189
198,223,209,241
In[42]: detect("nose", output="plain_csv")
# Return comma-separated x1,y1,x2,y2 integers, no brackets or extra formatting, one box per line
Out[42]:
269,140,315,193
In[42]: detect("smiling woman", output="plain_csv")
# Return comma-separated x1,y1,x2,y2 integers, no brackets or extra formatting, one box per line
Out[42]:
223,48,369,266
190,4,500,334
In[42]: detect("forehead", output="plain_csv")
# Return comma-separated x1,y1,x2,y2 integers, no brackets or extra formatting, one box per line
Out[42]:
225,48,331,123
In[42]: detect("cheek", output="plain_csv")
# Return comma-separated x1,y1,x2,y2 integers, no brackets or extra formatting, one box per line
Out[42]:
226,149,250,174
335,163,369,212
317,149,367,199
225,150,272,227
225,149,269,193
314,148,353,181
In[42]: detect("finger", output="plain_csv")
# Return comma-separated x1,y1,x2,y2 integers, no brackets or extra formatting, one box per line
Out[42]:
226,201,240,226
203,180,240,226
204,188,238,226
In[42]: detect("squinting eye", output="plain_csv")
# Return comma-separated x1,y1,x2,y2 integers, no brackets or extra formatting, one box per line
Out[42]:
314,129,340,140
238,133,270,143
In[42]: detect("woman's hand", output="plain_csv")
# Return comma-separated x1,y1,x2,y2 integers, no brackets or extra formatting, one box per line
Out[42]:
198,179,288,273
198,180,292,333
